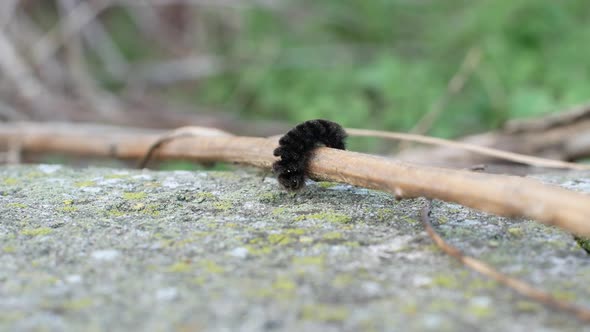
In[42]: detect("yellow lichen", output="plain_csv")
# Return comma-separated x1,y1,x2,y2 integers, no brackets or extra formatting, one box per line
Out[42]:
432,274,458,288
258,192,280,202
285,228,306,235
3,178,18,185
299,236,314,243
317,182,339,189
322,232,343,241
553,290,576,301
26,171,44,178
107,209,126,217
401,302,418,315
63,298,93,311
167,261,192,273
195,192,216,201
105,174,128,179
507,227,524,237
294,211,352,224
200,260,224,274
292,255,325,266
122,192,147,200
61,206,78,212
402,216,419,224
3,246,16,253
268,233,293,245
300,304,350,322
272,276,297,293
376,208,394,222
74,180,95,188
245,245,273,256
143,204,161,216
467,304,492,318
272,207,287,215
7,203,27,209
21,227,53,237
332,274,354,288
213,201,232,211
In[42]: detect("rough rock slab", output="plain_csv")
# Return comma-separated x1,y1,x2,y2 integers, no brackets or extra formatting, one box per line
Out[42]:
0,165,589,331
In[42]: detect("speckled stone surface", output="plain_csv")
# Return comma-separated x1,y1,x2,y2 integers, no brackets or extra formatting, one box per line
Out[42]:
1,165,589,331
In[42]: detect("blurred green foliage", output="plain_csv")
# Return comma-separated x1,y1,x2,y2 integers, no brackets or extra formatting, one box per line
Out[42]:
195,0,590,138
22,0,590,166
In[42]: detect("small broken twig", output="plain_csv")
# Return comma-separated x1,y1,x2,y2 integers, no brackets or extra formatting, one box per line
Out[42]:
420,198,590,322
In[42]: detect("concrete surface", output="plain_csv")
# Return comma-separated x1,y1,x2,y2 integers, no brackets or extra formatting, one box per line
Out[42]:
1,165,589,331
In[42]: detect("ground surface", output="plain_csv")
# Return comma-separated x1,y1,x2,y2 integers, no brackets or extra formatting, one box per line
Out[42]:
1,165,589,331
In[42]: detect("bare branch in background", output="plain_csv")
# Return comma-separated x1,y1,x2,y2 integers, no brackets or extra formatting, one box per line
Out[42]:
77,2,129,80
401,47,482,150
6,13,71,92
505,102,590,133
0,30,55,119
123,2,190,54
119,0,280,9
347,128,590,171
395,102,590,167
0,100,28,121
130,56,222,87
32,0,114,67
57,0,123,119
0,0,19,30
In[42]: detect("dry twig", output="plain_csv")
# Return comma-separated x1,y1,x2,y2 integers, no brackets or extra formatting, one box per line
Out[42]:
0,30,54,118
403,47,482,146
347,128,590,171
420,198,590,322
395,102,590,167
32,0,114,67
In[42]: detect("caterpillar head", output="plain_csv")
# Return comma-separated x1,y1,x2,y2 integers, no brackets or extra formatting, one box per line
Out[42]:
277,169,305,191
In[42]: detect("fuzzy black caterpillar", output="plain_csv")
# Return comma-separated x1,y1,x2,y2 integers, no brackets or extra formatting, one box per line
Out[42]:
272,119,347,190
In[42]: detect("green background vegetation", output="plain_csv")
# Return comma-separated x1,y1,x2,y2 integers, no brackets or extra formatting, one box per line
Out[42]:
195,0,590,138
32,0,590,140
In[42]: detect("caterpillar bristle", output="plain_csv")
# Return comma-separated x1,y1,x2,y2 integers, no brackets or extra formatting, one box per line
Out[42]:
272,119,347,191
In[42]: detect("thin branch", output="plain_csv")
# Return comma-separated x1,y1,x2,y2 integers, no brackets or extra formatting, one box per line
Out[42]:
346,128,590,171
130,56,222,87
6,12,70,94
57,0,124,119
137,126,233,168
406,47,482,139
118,0,279,9
420,198,590,322
505,102,590,134
0,100,28,121
32,0,114,67
0,0,19,30
2,122,590,237
0,30,53,117
78,2,129,80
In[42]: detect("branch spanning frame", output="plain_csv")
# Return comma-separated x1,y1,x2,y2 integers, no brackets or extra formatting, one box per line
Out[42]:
2,121,590,237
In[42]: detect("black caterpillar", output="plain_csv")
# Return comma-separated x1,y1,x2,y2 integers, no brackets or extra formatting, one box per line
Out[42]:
272,119,347,190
